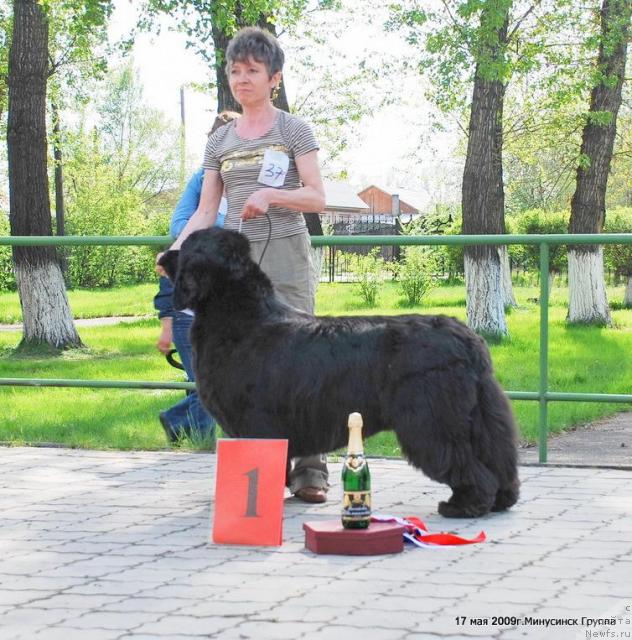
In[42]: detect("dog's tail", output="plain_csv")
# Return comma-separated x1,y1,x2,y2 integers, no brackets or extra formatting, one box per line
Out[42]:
473,373,520,511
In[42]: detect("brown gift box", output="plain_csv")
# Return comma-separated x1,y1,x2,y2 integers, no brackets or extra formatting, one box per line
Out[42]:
303,519,404,555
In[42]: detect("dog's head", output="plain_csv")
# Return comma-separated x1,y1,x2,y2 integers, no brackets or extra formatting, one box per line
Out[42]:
159,228,255,311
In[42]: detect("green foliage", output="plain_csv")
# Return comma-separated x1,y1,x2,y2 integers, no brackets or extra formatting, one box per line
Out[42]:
398,209,464,280
0,212,14,291
389,0,629,220
607,103,632,208
42,0,113,79
60,63,178,288
135,0,318,68
63,184,159,289
351,247,385,306
507,209,569,273
388,0,523,114
0,0,10,125
604,208,632,277
393,246,438,306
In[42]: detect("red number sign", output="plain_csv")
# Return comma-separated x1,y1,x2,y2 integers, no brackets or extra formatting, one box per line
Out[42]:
212,439,288,546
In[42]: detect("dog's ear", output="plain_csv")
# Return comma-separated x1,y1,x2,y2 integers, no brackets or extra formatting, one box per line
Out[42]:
219,230,253,279
172,253,212,311
158,250,179,282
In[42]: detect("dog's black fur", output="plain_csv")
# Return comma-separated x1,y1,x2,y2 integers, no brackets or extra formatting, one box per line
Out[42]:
160,228,519,518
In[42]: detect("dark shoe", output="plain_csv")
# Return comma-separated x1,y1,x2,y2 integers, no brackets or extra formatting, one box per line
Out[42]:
159,412,179,444
294,486,327,504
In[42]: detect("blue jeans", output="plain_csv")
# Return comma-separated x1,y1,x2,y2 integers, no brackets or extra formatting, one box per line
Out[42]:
162,311,217,441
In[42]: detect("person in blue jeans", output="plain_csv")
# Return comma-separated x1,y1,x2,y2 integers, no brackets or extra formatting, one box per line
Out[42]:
154,112,237,444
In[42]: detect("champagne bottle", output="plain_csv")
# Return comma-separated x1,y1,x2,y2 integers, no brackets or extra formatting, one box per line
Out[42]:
341,412,371,529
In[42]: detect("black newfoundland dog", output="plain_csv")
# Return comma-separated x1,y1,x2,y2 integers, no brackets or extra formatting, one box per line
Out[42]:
160,228,519,518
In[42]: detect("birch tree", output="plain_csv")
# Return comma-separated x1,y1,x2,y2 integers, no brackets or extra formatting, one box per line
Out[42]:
460,1,513,337
7,0,81,350
567,0,631,325
390,0,523,338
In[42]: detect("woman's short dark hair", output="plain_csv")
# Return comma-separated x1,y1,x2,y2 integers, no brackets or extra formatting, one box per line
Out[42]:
225,26,284,77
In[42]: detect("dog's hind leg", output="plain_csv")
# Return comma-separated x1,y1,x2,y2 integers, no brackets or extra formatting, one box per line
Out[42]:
395,418,499,518
471,375,520,513
391,371,501,518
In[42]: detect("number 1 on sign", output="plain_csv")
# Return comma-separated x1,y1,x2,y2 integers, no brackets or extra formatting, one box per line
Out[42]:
212,439,287,546
244,468,259,517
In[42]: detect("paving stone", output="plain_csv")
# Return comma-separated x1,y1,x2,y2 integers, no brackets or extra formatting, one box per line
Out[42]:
0,590,51,606
60,610,160,630
32,627,123,640
294,625,408,640
132,614,236,636
2,447,632,639
215,620,324,639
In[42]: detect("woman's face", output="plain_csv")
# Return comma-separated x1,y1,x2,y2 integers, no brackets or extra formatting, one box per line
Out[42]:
228,57,281,107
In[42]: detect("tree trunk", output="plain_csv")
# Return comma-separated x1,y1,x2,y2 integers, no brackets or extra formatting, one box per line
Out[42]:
464,251,506,335
51,102,65,236
568,248,612,323
7,0,81,350
211,21,241,114
624,274,632,308
51,100,67,278
462,7,510,338
567,0,630,326
500,245,517,308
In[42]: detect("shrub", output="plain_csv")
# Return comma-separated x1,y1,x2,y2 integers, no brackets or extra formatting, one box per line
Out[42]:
351,247,384,306
398,208,464,281
394,246,438,306
507,209,569,274
604,207,632,285
0,213,16,292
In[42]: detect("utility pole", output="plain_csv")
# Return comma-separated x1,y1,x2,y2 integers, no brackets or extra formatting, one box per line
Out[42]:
179,85,186,191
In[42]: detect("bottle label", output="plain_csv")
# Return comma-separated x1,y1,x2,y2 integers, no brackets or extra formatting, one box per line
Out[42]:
342,490,371,520
344,456,366,471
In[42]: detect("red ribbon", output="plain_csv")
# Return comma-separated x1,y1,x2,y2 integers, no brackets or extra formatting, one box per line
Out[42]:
371,514,486,547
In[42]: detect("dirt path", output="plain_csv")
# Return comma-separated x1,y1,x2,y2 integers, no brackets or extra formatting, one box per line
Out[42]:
0,315,154,332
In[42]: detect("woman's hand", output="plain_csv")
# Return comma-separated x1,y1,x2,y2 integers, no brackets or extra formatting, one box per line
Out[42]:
242,188,273,220
156,317,173,355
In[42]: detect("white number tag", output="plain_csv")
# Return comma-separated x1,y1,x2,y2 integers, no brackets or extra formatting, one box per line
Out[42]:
257,148,290,187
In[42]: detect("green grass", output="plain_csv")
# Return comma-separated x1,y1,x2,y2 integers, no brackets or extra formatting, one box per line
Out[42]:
0,281,630,455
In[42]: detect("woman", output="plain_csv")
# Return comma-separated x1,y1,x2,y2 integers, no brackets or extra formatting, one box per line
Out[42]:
165,27,329,503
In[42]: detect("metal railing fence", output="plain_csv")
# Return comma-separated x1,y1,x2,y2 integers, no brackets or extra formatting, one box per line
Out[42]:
1,232,631,464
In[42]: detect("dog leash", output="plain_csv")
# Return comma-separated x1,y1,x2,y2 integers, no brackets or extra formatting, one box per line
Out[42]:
239,212,273,267
165,349,184,371
371,514,486,548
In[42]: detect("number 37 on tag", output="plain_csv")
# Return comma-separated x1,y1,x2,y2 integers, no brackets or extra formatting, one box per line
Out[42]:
257,148,290,187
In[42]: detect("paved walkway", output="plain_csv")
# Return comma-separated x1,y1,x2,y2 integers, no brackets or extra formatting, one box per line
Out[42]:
0,316,154,332
1,447,631,640
520,412,632,468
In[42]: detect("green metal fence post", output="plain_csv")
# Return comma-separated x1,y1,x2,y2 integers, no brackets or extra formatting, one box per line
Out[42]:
539,242,550,463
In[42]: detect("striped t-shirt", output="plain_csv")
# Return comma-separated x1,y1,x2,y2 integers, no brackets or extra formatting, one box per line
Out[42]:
203,110,319,242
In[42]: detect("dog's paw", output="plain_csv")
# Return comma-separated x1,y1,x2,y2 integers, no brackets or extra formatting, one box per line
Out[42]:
438,500,491,518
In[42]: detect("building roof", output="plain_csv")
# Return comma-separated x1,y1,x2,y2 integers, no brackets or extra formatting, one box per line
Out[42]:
323,180,370,213
359,184,431,213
